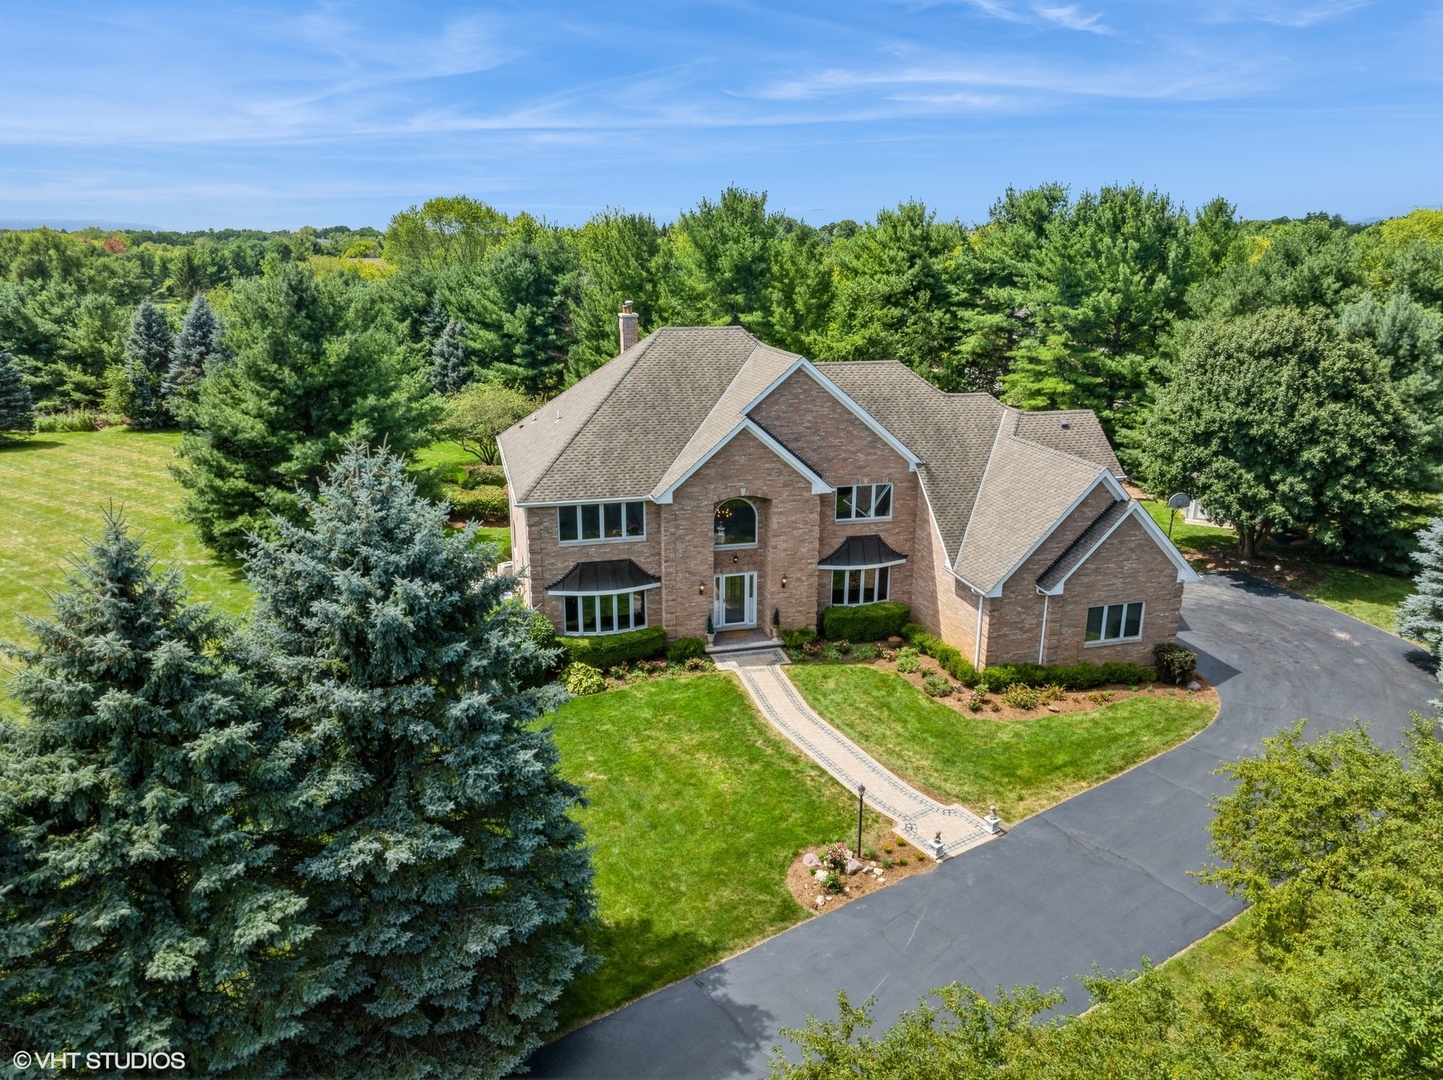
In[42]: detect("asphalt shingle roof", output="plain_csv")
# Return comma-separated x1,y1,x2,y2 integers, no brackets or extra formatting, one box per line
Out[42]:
500,329,1127,593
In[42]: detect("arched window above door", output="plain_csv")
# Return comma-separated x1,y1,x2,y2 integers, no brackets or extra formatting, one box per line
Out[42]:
713,498,757,547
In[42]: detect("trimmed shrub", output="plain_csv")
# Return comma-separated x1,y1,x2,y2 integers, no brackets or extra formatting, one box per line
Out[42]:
896,653,920,674
901,622,1156,690
1000,683,1042,710
460,463,507,489
35,409,100,432
922,673,953,697
529,609,556,648
556,625,667,670
851,643,880,662
1153,642,1198,685
443,483,509,521
782,626,818,650
563,662,606,695
667,636,707,663
823,601,910,643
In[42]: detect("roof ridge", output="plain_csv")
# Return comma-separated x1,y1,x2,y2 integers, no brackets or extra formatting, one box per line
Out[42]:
514,334,658,502
1008,428,1115,476
954,405,1011,568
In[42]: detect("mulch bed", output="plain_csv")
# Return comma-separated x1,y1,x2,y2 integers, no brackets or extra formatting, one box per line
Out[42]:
786,837,936,915
789,650,1218,721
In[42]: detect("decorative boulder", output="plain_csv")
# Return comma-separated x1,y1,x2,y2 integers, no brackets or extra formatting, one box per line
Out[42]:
845,858,864,874
802,852,821,868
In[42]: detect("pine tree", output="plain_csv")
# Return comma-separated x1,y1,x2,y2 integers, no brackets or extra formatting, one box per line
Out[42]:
0,515,310,1071
174,262,438,555
0,349,35,440
419,294,451,342
1399,518,1443,695
123,298,175,429
430,317,472,394
243,445,594,1078
164,293,227,412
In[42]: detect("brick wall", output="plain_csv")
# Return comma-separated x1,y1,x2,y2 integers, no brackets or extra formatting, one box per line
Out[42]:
1040,512,1185,667
981,484,1117,666
520,504,663,635
910,493,984,661
750,370,918,625
510,497,532,606
663,427,819,637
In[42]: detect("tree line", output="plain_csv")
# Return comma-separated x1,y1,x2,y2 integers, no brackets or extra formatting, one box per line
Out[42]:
1,187,1440,566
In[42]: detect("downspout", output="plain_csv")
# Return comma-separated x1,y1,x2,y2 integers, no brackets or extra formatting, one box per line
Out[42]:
1038,592,1050,665
974,594,985,668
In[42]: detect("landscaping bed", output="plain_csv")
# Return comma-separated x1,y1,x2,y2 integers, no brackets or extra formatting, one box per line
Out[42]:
786,662,1218,822
785,835,935,914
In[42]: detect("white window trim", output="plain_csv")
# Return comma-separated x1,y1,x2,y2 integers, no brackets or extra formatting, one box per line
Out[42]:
828,565,894,607
557,500,648,546
560,588,656,636
1083,601,1146,647
834,483,895,524
714,497,759,550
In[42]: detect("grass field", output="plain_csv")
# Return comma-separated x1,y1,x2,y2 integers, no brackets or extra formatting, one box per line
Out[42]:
0,430,250,646
547,674,877,1030
0,431,510,655
1139,498,1415,635
787,665,1217,822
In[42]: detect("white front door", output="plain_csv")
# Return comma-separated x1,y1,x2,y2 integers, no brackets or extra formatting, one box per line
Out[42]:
714,572,757,628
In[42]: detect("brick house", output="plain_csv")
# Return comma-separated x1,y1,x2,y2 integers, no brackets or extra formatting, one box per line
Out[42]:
497,314,1198,667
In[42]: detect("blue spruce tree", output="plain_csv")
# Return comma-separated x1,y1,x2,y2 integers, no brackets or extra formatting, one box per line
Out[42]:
124,298,175,429
164,293,227,413
244,445,594,1078
1399,517,1443,700
0,515,311,1071
0,349,35,441
431,317,472,394
419,294,450,342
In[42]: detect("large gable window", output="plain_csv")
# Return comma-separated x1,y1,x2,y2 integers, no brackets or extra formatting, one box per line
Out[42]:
558,501,646,544
714,499,757,547
835,483,892,522
1085,601,1144,645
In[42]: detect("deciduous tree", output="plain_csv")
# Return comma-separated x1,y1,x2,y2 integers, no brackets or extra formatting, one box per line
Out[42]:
438,382,536,464
1137,306,1409,561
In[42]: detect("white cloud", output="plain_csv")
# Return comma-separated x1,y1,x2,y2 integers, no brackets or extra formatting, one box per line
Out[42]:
1031,4,1109,33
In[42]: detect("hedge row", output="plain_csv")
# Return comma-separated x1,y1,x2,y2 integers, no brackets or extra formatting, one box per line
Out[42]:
899,623,1156,690
443,483,509,521
555,626,667,670
821,601,911,642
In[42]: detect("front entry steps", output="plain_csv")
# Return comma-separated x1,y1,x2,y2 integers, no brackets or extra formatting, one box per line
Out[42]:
706,628,784,659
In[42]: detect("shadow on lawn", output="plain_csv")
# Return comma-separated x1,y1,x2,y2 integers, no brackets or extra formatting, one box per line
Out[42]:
555,916,718,1033
0,439,62,453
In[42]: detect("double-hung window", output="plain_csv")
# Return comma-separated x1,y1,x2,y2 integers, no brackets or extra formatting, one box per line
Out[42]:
835,483,893,522
563,591,648,635
831,566,891,606
1085,601,1144,644
558,501,646,543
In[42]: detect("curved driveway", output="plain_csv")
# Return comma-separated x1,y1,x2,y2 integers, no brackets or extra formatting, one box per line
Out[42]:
527,574,1438,1079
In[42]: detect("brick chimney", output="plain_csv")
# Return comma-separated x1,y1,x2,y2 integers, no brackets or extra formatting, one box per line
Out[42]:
618,300,639,354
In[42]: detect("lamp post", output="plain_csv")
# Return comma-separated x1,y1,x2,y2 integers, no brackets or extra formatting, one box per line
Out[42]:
856,784,865,858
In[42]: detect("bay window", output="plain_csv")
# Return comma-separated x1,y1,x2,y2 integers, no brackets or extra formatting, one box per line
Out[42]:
563,590,648,635
831,566,891,606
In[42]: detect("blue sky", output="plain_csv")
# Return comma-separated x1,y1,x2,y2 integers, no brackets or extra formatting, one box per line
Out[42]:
0,1,1439,230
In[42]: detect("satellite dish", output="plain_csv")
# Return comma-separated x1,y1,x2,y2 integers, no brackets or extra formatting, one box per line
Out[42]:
1167,492,1191,510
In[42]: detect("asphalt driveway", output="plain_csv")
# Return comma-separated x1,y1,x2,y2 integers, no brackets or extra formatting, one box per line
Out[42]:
526,574,1438,1079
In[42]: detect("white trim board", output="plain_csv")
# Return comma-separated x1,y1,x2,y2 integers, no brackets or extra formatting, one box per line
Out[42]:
651,419,832,504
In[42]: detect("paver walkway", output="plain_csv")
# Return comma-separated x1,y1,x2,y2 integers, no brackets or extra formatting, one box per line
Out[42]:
715,652,994,858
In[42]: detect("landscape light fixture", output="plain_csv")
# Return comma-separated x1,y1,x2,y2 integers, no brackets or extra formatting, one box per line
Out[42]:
697,582,705,595
856,785,865,858
780,574,788,588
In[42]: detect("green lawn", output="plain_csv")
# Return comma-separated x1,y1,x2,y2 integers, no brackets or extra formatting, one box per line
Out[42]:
1139,498,1415,636
0,430,250,646
547,674,874,1029
787,664,1216,822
